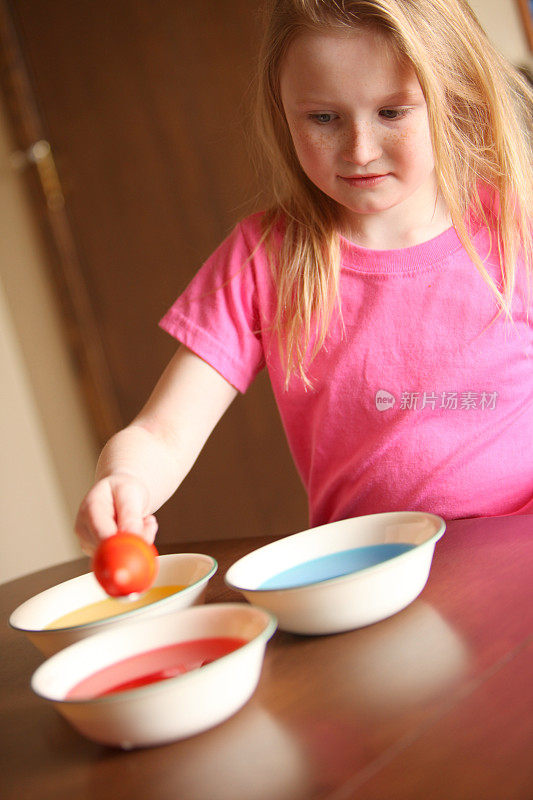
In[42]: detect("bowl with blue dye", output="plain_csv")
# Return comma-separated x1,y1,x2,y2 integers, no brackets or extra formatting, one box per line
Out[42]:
225,511,445,635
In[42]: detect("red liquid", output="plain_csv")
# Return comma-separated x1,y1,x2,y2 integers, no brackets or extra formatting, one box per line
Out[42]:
66,637,247,700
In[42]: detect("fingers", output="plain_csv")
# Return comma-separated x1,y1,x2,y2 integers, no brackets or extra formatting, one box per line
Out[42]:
113,480,148,536
80,540,95,558
74,476,157,556
141,514,159,544
113,484,158,544
75,480,117,555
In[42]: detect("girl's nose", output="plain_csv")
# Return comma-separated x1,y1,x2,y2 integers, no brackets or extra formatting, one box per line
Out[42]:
341,122,382,165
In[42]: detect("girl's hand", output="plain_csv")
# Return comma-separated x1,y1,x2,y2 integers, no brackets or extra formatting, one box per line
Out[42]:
74,474,158,557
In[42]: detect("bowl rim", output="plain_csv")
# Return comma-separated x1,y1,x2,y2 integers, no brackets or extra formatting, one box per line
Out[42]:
9,552,218,634
225,511,446,594
31,602,277,706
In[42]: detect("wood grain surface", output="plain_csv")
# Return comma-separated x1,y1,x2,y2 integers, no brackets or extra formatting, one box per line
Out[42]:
1,515,531,800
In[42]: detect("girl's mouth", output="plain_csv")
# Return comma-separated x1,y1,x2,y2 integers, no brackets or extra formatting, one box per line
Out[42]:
338,174,388,187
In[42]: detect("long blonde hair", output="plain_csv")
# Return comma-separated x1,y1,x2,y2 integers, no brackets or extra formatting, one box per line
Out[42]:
254,0,533,385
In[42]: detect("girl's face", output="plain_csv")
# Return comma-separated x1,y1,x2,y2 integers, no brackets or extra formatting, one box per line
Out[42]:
280,28,444,245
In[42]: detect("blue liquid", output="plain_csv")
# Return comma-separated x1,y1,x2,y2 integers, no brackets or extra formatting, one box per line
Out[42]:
258,543,416,590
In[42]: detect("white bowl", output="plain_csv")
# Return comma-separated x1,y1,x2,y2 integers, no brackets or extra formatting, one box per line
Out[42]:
10,553,217,656
31,603,277,749
225,511,445,635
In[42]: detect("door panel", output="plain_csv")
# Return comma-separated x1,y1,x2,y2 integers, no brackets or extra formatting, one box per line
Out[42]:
1,0,307,542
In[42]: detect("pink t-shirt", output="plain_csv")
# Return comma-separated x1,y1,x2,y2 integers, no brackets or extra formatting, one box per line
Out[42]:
160,212,533,523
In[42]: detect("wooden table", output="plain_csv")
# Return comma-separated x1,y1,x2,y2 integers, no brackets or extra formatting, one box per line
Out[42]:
1,515,532,800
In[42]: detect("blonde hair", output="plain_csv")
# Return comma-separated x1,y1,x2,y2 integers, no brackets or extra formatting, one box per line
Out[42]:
254,0,533,385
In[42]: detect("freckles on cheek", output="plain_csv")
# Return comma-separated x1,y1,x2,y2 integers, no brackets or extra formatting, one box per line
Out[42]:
383,125,433,164
291,130,336,179
383,127,411,149
293,127,335,156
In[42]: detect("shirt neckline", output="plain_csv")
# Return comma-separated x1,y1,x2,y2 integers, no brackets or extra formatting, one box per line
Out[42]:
339,224,465,274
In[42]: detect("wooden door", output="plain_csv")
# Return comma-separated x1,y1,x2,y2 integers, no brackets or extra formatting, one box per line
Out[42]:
0,0,307,543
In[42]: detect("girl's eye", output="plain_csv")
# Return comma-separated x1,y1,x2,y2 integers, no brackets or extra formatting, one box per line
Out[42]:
379,108,408,121
309,113,337,124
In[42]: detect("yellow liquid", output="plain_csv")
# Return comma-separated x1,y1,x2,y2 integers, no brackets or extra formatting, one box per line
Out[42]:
45,585,186,629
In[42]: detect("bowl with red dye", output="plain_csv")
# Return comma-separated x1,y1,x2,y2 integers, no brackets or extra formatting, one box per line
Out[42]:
31,602,277,749
225,511,446,635
10,552,217,657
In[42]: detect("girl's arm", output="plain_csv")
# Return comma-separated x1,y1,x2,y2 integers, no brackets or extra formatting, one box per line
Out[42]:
75,345,238,554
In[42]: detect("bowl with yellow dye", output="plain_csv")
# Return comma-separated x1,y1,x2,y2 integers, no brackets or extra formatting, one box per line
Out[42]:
9,553,217,657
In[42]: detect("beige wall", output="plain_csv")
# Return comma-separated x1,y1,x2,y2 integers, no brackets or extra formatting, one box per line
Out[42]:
0,105,97,584
470,0,533,68
0,0,529,585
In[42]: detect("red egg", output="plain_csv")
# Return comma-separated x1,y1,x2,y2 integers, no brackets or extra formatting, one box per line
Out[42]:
93,532,158,597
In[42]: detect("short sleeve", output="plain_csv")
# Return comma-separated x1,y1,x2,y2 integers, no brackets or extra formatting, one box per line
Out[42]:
159,217,268,393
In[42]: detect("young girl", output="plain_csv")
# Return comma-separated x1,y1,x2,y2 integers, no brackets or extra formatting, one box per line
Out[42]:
75,0,533,554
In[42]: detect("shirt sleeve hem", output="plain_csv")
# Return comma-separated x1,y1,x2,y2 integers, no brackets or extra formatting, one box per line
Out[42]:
159,312,261,394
